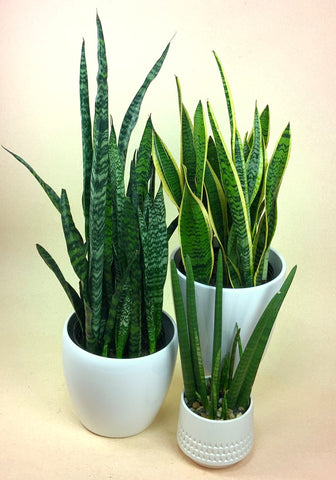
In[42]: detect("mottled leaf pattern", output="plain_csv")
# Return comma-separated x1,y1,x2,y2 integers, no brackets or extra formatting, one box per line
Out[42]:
60,189,88,286
208,101,253,286
153,51,291,288
152,130,183,207
36,244,85,331
193,101,207,200
2,147,60,211
179,174,213,284
79,40,93,242
118,42,170,167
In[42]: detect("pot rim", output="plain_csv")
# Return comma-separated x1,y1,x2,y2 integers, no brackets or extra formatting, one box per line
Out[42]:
180,390,253,425
64,310,177,364
171,246,286,291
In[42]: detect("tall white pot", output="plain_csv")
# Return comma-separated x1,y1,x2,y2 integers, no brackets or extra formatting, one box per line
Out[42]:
172,247,286,374
62,311,178,437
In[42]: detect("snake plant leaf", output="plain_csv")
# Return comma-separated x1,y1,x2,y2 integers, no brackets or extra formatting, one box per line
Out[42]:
171,258,197,404
118,41,171,168
87,14,110,353
175,75,183,117
207,100,253,287
246,104,270,152
79,39,93,242
213,250,223,355
2,147,60,212
128,286,142,358
117,197,142,357
109,117,126,280
147,186,168,347
138,188,168,353
243,132,251,162
193,101,208,200
204,161,228,255
260,105,270,148
246,105,263,206
265,123,291,245
227,265,297,410
115,280,132,358
226,229,242,288
135,117,153,208
210,349,221,419
212,51,236,145
102,252,137,356
233,129,250,220
211,250,223,415
228,325,242,385
36,244,85,330
152,130,183,208
103,172,113,305
179,172,213,284
207,135,220,180
254,123,291,284
60,189,88,286
253,212,268,285
185,256,208,410
181,103,197,195
127,155,139,210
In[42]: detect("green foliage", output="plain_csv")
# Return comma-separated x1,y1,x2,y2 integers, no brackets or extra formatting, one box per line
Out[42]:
153,52,291,287
171,251,297,420
4,14,170,357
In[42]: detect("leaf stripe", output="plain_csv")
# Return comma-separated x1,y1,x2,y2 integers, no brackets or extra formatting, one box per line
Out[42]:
118,41,171,167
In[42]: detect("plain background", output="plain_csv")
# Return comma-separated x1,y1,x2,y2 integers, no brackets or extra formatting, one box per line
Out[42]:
0,0,335,478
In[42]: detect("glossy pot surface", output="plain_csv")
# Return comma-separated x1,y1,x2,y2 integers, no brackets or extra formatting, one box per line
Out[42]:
62,311,178,437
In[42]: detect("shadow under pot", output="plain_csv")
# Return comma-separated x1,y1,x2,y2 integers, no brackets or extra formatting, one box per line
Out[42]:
62,311,178,437
172,247,286,375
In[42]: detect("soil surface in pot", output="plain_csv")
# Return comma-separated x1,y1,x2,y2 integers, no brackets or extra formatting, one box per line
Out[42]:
185,379,249,421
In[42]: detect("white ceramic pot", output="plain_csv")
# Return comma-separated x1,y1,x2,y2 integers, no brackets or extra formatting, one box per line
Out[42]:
172,247,286,375
177,392,254,468
62,311,178,437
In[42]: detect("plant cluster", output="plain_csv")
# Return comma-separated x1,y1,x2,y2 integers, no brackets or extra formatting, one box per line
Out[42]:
171,250,296,420
153,53,291,288
4,15,170,358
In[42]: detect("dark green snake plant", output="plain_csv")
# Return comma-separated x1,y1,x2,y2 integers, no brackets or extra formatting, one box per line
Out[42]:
3,14,170,358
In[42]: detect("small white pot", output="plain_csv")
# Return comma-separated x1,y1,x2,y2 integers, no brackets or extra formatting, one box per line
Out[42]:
172,247,286,374
177,392,254,468
62,311,178,437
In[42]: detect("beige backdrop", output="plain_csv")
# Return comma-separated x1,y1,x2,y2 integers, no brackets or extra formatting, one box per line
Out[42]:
1,0,335,478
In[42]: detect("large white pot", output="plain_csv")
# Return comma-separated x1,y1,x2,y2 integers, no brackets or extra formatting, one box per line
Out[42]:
177,391,254,468
172,247,286,374
62,311,178,437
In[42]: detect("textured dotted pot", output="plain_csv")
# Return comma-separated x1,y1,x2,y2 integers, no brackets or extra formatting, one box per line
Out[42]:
172,247,286,375
177,392,254,468
62,311,178,437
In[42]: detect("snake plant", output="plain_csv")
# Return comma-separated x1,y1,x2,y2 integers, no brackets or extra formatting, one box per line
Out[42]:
153,53,291,287
171,251,296,419
3,14,170,358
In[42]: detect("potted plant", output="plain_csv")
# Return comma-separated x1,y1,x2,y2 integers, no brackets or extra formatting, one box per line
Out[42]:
3,14,178,438
152,53,291,372
171,251,296,467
